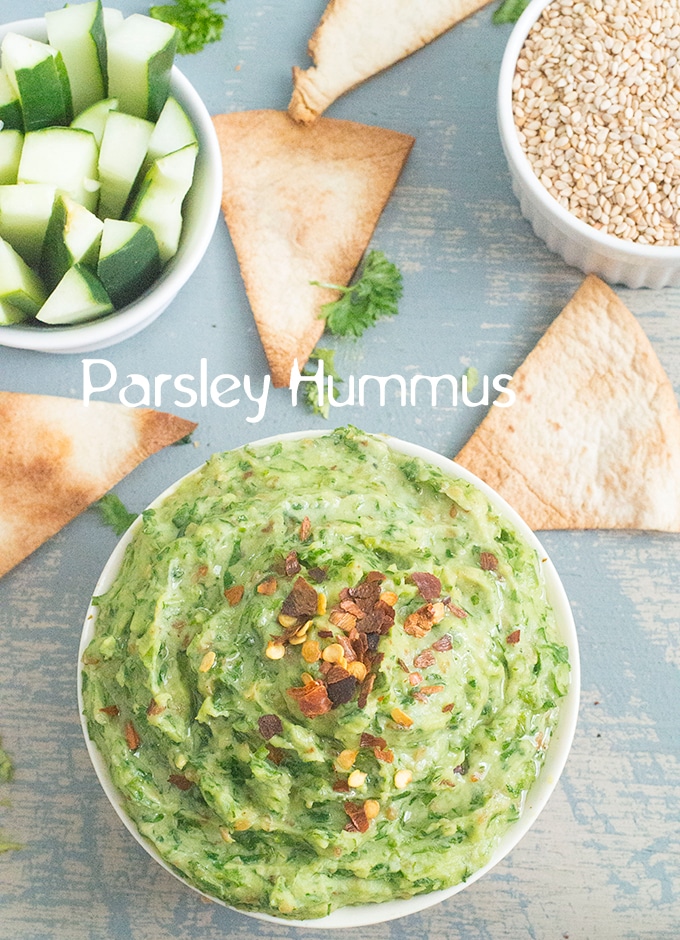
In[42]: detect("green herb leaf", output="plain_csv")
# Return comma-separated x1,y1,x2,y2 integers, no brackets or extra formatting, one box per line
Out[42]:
312,250,403,338
493,0,529,24
302,347,343,419
149,0,228,55
0,740,13,784
97,493,139,537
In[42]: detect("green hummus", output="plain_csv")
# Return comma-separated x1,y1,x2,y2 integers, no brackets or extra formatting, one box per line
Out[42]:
81,427,569,919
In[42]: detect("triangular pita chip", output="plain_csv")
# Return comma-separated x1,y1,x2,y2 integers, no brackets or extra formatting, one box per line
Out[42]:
0,393,197,578
289,0,494,124
212,110,413,388
455,275,680,531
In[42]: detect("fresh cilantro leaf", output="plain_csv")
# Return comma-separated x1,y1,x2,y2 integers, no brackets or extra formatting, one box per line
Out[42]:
312,250,403,338
97,493,139,537
493,0,529,24
302,347,343,419
149,0,228,55
464,366,479,392
0,739,13,784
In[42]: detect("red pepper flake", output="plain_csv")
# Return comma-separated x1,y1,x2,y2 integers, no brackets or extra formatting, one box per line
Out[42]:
397,658,410,673
193,564,209,582
403,603,440,638
340,598,365,620
281,576,318,620
408,672,422,686
442,702,455,713
258,714,283,740
343,801,370,833
266,744,286,765
326,666,358,706
420,685,445,696
99,705,119,717
125,721,141,751
444,599,467,619
307,567,327,583
336,635,358,663
261,520,274,533
374,747,394,763
409,571,442,601
299,516,312,541
224,584,244,606
432,633,453,652
284,551,301,576
414,649,436,669
480,551,498,571
360,732,387,749
506,629,521,645
257,578,278,595
168,774,193,791
332,779,351,792
318,629,334,639
146,699,165,717
357,673,376,710
365,571,386,583
287,678,332,717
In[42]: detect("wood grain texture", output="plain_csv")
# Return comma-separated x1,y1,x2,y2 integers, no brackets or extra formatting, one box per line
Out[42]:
0,1,678,938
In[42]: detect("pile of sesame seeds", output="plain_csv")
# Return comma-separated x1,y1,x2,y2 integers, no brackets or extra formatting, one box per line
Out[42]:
513,0,680,246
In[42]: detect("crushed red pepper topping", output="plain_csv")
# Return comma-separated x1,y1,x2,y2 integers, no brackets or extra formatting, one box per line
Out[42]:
326,666,358,706
258,714,283,740
284,551,301,576
168,774,193,791
506,629,521,645
413,649,436,669
257,578,278,595
146,699,165,717
307,567,327,583
266,744,286,765
403,602,445,638
360,732,387,749
299,516,312,541
374,747,394,763
99,705,119,716
125,721,141,751
480,551,499,571
280,576,318,620
343,801,370,833
224,584,244,606
443,598,467,619
432,633,453,652
318,629,334,639
287,678,332,717
442,702,455,713
332,779,351,792
357,673,376,710
410,571,442,601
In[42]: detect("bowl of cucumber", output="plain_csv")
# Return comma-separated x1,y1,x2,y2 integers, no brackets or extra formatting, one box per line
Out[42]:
0,4,222,353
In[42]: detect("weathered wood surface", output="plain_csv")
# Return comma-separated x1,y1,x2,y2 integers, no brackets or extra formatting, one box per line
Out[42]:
0,2,678,939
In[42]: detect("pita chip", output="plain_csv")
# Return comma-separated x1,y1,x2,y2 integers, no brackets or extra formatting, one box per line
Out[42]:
0,393,197,578
289,0,494,125
455,275,680,531
212,110,413,387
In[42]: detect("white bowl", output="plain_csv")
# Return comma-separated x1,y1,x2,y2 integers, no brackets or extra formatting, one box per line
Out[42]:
0,16,222,353
498,0,680,289
78,430,580,928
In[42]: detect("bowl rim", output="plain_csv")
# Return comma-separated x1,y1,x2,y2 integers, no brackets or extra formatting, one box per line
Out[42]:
0,15,223,353
497,0,680,259
77,429,580,929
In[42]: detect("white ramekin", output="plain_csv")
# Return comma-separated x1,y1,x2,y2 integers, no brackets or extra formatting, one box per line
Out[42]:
78,430,580,929
498,0,680,289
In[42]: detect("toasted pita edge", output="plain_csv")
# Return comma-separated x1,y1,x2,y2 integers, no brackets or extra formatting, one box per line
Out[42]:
455,275,680,532
289,0,494,124
0,395,197,579
213,110,414,387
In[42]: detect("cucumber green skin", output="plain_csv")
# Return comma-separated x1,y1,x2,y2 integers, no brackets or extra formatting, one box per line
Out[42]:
0,237,47,315
14,52,74,131
0,298,29,325
37,262,113,325
97,224,161,308
41,196,102,293
47,0,108,115
0,98,23,131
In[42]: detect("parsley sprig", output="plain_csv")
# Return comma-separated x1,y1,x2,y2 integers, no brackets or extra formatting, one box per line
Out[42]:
312,250,403,339
97,493,139,537
493,0,529,24
149,0,228,55
302,348,343,419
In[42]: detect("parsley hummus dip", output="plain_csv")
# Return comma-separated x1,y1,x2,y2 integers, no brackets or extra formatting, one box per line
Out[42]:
80,427,571,920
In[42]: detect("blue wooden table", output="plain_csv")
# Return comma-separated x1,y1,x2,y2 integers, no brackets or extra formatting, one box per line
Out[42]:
1,2,678,938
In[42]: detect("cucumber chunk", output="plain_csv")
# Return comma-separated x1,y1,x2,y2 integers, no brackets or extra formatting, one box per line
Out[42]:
102,7,125,40
1,32,73,131
18,127,100,213
71,97,118,147
46,0,107,116
128,142,197,263
97,218,161,307
107,14,178,122
41,193,104,292
36,262,113,325
0,235,47,314
98,111,154,220
0,130,23,184
0,69,23,131
0,297,29,325
144,96,197,172
0,183,56,268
